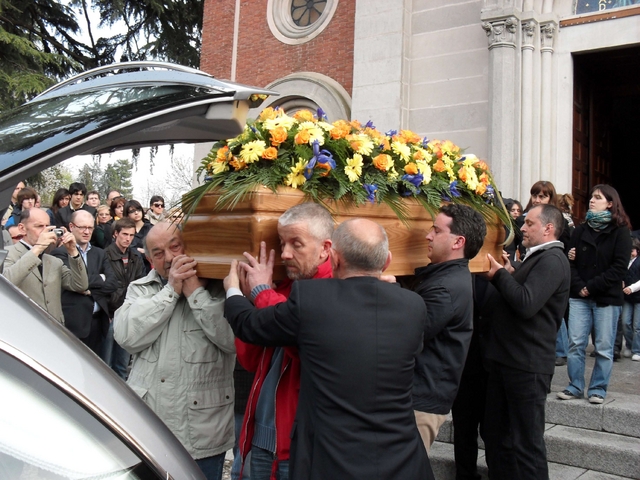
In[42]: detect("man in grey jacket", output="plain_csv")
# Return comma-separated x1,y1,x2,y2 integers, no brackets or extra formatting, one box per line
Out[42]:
114,222,235,480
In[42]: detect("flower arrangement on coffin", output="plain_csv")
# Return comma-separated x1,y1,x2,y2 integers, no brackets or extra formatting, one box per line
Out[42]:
182,107,510,227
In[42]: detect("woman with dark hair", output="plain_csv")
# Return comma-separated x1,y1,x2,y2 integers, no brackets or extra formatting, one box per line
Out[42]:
47,188,71,226
524,180,559,212
110,196,126,222
504,200,524,261
125,199,153,273
558,184,632,404
5,187,38,227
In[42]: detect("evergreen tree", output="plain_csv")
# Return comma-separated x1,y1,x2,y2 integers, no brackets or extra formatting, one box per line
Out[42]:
103,158,134,199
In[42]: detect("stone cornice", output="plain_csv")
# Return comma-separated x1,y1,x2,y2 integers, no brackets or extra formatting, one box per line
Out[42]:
482,16,518,49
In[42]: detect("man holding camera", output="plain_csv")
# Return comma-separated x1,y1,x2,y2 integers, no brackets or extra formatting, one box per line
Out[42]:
1,208,88,324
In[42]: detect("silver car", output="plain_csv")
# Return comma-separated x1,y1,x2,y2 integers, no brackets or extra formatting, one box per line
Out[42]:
0,62,274,479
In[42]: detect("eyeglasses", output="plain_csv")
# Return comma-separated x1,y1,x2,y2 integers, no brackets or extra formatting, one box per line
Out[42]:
128,208,142,214
72,225,94,232
153,203,165,208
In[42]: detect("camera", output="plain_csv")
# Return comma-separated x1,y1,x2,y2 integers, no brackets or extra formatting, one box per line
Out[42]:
53,228,64,238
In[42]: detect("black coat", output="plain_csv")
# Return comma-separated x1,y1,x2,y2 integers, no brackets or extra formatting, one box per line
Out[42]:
411,258,473,414
483,243,571,375
51,245,117,339
54,204,97,229
569,223,631,305
224,277,434,480
104,242,146,317
625,257,640,304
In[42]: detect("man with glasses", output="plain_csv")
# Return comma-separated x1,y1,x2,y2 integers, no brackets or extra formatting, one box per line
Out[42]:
55,182,97,230
147,196,166,225
52,210,117,354
2,208,88,324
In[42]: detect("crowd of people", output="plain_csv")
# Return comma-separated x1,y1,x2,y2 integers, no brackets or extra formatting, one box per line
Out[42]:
0,176,638,480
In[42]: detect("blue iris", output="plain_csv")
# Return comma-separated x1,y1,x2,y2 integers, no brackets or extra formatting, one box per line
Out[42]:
364,184,378,203
365,120,375,129
422,137,430,148
386,129,398,137
316,108,328,121
450,180,461,198
401,174,423,196
304,140,336,180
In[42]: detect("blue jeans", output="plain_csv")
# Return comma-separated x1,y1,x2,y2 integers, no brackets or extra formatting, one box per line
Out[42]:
195,453,226,480
250,446,289,480
621,301,640,355
555,319,568,358
566,298,620,398
231,412,250,480
100,322,131,380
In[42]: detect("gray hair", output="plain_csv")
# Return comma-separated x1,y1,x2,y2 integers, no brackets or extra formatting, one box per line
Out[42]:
332,219,389,273
536,204,565,240
278,203,334,241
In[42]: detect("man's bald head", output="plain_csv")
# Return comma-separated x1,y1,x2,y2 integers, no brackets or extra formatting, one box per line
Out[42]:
331,218,390,276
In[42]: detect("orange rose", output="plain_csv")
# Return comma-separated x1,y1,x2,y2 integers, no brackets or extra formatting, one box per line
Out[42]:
477,161,489,171
229,157,247,170
413,150,424,161
216,145,230,162
295,129,310,145
270,127,288,146
317,162,332,177
476,183,487,195
259,107,277,121
373,154,392,171
262,147,278,160
404,163,419,175
399,130,421,144
350,120,362,130
331,120,351,140
293,110,315,122
433,159,446,173
479,172,490,184
458,166,468,182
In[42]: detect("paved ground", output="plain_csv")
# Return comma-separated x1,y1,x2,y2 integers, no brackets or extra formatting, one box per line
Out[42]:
551,343,640,396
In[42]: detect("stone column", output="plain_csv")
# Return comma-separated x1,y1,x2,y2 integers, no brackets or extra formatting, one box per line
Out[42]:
539,21,557,180
520,19,537,198
482,16,519,196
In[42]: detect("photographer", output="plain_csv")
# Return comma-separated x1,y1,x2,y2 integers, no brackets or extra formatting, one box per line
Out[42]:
1,208,88,324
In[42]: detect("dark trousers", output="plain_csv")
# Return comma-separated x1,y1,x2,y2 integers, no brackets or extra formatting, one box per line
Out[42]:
451,344,488,480
80,313,104,356
484,361,551,480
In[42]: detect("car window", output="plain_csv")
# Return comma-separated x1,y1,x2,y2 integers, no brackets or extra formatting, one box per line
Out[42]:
0,85,220,168
0,349,161,479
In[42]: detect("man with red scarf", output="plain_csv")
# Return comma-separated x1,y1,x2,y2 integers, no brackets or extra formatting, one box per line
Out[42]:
235,203,334,480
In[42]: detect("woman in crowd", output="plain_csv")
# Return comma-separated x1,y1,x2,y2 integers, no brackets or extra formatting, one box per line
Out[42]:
125,199,153,273
147,195,166,225
110,196,126,223
93,205,113,248
558,185,632,404
5,187,38,227
558,193,576,229
504,199,524,261
620,239,640,362
46,188,71,227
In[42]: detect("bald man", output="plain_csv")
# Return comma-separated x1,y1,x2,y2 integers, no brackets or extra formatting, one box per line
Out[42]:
52,210,117,354
224,218,434,480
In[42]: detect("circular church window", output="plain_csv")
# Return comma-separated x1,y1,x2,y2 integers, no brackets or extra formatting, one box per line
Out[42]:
267,0,338,45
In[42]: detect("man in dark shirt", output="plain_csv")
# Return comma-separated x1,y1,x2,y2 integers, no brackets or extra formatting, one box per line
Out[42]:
55,182,97,229
412,204,486,451
482,204,570,480
102,218,146,379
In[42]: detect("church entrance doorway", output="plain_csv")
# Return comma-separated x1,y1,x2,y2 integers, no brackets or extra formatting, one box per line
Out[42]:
572,46,640,229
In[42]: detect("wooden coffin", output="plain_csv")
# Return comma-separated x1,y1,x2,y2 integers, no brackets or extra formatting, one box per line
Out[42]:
183,186,505,279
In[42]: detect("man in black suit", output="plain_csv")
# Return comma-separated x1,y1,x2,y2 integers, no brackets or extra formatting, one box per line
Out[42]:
54,182,97,230
482,204,570,480
52,210,117,354
224,218,434,480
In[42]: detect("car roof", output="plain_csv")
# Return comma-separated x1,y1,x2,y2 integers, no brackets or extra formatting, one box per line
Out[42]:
0,61,275,208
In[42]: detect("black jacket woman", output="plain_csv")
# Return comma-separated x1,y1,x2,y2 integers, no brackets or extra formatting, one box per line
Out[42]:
558,184,632,404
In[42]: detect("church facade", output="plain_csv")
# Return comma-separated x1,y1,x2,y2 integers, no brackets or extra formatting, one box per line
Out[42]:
200,0,640,223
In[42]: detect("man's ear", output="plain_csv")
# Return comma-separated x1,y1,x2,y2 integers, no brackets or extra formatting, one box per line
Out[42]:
381,251,392,272
319,239,332,260
17,223,27,235
452,236,466,252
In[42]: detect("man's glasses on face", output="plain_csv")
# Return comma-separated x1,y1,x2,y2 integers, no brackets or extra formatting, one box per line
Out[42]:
72,224,94,232
153,203,164,208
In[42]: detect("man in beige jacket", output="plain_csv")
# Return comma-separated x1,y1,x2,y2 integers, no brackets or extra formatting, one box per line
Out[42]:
2,208,88,324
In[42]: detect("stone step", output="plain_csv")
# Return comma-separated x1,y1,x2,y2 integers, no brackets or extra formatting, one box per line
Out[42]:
429,441,638,480
546,391,640,439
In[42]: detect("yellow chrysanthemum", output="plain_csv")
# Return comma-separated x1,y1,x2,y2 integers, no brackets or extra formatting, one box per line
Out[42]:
388,167,399,180
239,140,267,163
258,107,277,121
264,114,297,131
462,154,479,169
211,160,229,175
347,134,375,155
317,121,335,132
392,141,411,162
284,159,307,189
416,160,432,184
293,110,315,122
344,154,363,182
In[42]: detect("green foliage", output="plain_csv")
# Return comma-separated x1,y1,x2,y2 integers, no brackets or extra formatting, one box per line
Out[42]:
0,0,204,111
26,164,74,206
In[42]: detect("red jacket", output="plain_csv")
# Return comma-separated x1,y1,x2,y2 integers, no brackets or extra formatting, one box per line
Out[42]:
236,259,332,478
